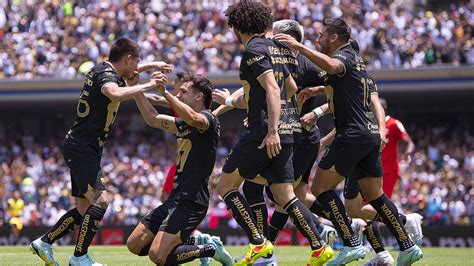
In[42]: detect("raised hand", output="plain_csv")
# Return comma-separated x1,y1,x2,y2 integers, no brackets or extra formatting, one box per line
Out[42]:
212,88,231,105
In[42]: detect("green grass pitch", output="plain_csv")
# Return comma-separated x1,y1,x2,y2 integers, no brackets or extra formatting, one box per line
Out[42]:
1,246,473,265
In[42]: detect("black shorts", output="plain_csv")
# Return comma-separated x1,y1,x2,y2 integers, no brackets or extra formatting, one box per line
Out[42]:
318,140,383,179
63,146,105,198
222,139,294,184
343,175,360,200
293,142,320,184
141,200,207,242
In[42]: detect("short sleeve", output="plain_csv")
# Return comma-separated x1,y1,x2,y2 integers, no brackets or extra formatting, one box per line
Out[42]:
96,70,120,89
200,111,217,134
394,119,408,139
244,42,273,79
332,50,351,77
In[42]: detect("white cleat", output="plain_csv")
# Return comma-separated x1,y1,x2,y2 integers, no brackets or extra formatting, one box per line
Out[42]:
351,218,367,244
30,238,59,266
364,250,395,266
405,213,424,246
321,224,338,247
69,254,103,266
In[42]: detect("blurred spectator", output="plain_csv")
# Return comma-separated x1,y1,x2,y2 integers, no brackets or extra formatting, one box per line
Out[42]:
7,190,24,244
0,116,473,227
0,0,472,79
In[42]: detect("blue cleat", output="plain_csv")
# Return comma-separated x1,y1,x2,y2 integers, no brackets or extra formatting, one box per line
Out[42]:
209,236,234,265
397,245,423,266
197,233,213,266
327,244,366,265
69,254,103,266
30,238,59,266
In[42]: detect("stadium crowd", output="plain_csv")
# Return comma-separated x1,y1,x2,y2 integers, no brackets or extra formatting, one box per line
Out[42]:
1,0,473,79
1,118,473,229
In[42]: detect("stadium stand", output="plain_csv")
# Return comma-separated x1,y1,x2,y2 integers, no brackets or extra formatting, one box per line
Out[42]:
0,0,472,79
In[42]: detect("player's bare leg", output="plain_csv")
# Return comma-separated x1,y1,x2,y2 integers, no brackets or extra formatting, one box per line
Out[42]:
126,223,155,256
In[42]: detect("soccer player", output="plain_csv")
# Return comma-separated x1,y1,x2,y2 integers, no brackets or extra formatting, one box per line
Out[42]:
379,98,416,199
275,18,423,265
126,74,233,266
217,2,333,265
144,72,193,203
30,38,169,266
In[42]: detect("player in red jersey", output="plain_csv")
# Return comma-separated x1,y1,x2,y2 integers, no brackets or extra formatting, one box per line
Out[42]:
380,98,415,198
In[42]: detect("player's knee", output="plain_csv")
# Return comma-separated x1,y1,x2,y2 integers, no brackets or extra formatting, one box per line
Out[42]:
148,248,166,265
126,237,140,255
94,198,109,210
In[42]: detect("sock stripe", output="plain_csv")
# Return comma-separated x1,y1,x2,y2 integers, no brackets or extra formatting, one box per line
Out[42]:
222,189,239,200
283,197,299,211
249,202,266,208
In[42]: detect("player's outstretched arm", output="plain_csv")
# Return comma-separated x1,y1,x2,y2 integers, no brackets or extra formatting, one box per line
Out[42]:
370,92,388,149
144,92,169,107
160,87,210,131
137,61,173,73
257,70,282,159
102,72,168,102
134,93,177,133
274,33,345,75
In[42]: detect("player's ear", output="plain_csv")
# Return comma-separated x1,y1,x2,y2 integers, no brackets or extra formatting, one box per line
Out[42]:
196,92,204,103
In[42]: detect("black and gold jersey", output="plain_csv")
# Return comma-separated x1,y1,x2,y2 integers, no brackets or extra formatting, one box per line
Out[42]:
64,62,125,154
239,35,299,144
325,43,380,145
168,112,220,207
291,54,326,145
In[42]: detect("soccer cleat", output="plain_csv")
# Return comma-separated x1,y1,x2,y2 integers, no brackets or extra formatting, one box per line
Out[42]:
405,213,424,246
351,218,367,244
197,233,213,266
321,225,338,247
307,245,335,266
396,245,423,266
254,253,278,266
209,236,234,266
69,254,103,266
364,250,395,266
235,240,273,266
30,238,59,266
327,244,366,265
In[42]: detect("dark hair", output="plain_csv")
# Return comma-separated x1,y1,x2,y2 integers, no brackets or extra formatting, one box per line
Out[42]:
108,38,140,62
188,74,214,109
176,72,192,83
224,0,273,34
273,20,304,43
322,18,351,43
349,38,360,53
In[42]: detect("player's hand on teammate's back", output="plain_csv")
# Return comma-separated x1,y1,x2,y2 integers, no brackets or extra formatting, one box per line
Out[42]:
300,112,317,130
212,88,231,105
258,131,282,159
